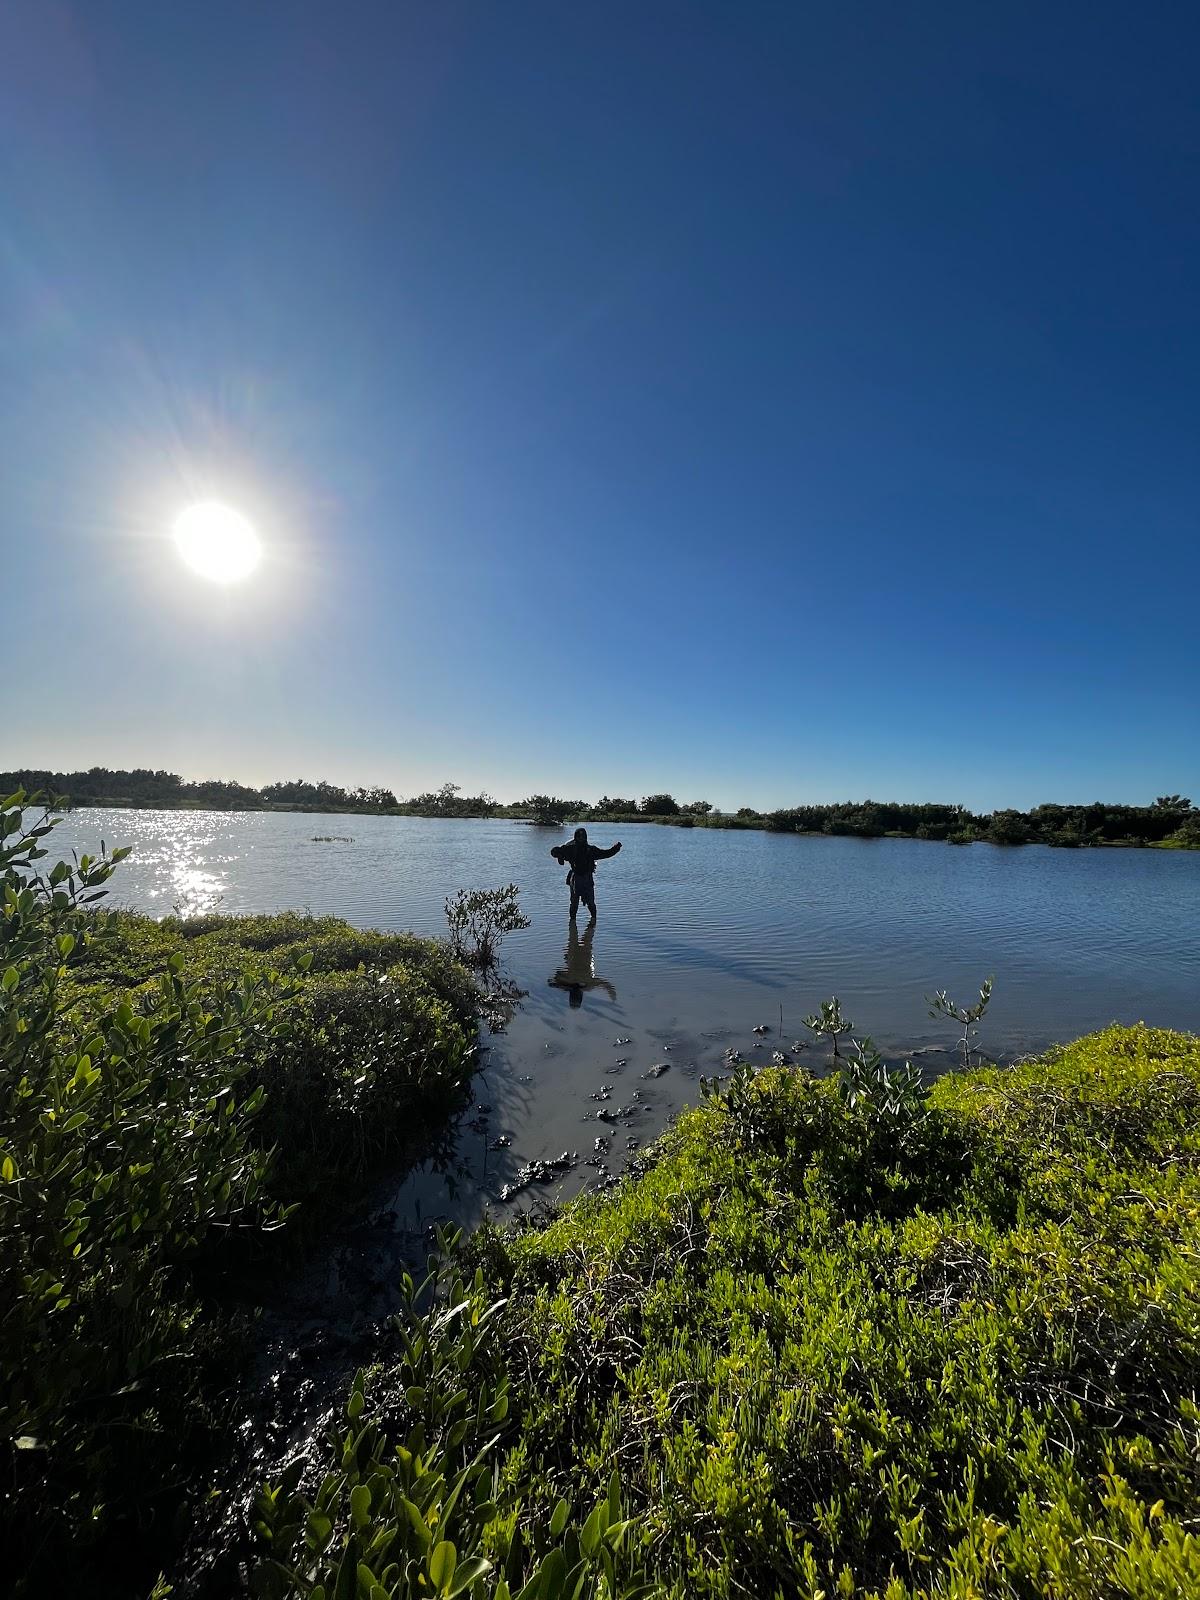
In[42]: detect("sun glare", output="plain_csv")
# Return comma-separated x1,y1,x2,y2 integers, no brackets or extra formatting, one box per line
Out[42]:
173,501,262,584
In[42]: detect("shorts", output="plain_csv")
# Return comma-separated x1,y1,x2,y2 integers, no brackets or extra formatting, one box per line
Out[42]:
571,873,596,904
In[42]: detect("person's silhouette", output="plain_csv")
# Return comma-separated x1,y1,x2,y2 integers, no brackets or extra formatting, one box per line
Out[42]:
550,827,622,919
548,919,617,1008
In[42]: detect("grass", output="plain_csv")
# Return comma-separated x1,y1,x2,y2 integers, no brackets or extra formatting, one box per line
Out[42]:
268,1023,1200,1598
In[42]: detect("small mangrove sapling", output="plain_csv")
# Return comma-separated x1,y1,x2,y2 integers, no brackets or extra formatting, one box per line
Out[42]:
927,974,994,1067
444,883,531,969
802,995,855,1059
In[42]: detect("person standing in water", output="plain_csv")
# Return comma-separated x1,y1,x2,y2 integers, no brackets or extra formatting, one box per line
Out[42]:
550,827,622,919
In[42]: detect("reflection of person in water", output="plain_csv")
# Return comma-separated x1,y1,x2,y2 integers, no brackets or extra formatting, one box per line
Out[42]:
550,827,622,919
549,918,617,1009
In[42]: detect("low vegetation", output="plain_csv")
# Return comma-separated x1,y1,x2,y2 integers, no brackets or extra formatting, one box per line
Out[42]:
0,794,479,1593
264,1021,1200,1597
6,769,1198,848
253,1236,658,1600
444,884,531,970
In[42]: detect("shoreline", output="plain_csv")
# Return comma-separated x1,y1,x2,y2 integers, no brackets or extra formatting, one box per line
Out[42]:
44,796,1200,849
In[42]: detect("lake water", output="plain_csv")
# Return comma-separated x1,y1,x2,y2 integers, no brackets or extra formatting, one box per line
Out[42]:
54,809,1200,1232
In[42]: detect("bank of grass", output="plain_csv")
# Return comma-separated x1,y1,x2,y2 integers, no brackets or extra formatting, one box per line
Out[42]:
268,1023,1200,1598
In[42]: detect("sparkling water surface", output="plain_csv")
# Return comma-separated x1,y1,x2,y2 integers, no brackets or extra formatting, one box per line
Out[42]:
54,809,1200,1227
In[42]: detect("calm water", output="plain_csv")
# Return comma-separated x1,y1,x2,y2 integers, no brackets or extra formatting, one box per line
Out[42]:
55,809,1200,1228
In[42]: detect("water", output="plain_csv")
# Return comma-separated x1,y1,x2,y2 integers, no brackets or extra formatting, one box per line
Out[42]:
54,809,1200,1230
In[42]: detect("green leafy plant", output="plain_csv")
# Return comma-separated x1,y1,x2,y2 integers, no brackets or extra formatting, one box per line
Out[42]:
0,792,302,1568
445,885,531,970
927,974,994,1066
61,908,480,1202
802,994,855,1058
253,1229,658,1600
835,1035,926,1125
1,799,482,1592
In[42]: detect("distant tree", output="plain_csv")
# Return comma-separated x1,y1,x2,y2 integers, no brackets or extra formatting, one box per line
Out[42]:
987,809,1031,846
435,782,462,814
6,768,1195,846
521,795,583,827
405,783,496,817
261,778,347,807
465,792,498,816
347,786,398,810
185,777,262,808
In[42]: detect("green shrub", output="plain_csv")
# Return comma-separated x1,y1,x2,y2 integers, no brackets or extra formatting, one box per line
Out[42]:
260,964,475,1192
253,1231,658,1600
252,1015,1200,1599
63,908,480,1199
459,1023,1200,1598
1,797,481,1590
0,794,301,1572
445,885,531,970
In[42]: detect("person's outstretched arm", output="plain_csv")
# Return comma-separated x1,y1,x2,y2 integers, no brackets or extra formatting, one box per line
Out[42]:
593,841,622,860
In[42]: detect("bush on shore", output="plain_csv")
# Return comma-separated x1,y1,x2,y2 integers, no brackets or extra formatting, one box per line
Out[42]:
0,796,479,1593
266,1022,1200,1597
63,908,480,1196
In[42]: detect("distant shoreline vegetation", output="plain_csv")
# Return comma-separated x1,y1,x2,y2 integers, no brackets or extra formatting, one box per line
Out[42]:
3,768,1198,849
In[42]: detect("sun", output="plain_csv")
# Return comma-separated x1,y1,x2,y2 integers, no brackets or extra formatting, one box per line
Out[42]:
172,501,262,584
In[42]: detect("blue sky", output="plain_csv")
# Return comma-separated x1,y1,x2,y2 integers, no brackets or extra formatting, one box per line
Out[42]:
2,1,1197,810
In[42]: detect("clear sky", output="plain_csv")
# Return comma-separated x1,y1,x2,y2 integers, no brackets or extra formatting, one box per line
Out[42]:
2,1,1197,811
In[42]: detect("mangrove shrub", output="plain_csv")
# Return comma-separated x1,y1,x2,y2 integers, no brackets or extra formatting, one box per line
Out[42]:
0,795,301,1567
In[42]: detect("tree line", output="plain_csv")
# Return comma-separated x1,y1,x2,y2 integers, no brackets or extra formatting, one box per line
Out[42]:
2,768,1196,846
0,768,401,813
739,794,1198,847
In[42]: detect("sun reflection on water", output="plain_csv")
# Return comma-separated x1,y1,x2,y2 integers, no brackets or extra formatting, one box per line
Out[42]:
167,864,226,916
68,811,235,918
